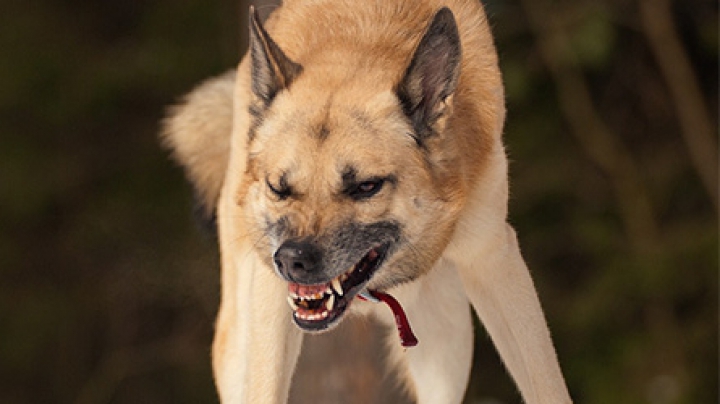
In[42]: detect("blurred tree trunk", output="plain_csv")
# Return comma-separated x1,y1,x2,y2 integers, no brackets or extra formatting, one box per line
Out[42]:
639,0,718,212
519,0,661,254
519,0,695,399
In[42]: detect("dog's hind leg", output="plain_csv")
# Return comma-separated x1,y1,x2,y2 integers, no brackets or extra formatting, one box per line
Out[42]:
384,260,474,404
452,223,572,403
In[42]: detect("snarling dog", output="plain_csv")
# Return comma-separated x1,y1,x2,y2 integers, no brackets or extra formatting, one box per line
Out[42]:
162,0,572,402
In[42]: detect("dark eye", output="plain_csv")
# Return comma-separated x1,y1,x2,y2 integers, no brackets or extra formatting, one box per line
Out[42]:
267,178,292,200
349,179,385,200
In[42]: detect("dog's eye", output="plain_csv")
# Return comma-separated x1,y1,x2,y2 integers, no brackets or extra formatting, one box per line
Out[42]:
267,179,292,200
349,179,385,200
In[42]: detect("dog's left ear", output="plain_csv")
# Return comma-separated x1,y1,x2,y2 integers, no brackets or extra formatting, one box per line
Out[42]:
397,7,461,141
249,6,303,105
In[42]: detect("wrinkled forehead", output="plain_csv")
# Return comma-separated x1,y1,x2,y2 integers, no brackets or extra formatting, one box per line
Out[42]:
249,90,417,179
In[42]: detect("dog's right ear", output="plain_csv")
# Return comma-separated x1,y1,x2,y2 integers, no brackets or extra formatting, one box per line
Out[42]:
249,6,302,105
161,71,236,234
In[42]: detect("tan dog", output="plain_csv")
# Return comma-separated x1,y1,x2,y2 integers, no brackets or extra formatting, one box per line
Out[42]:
162,0,572,402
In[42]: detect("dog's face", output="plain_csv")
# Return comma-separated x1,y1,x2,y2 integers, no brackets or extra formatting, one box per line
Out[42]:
236,8,464,331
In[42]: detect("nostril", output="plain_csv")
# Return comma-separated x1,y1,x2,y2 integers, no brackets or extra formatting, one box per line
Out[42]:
274,239,322,277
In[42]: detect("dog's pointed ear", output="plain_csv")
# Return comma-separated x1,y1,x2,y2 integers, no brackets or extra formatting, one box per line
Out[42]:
397,7,461,141
249,6,302,104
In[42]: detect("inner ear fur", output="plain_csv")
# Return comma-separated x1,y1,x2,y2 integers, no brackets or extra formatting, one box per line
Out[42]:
249,6,302,105
160,70,235,228
396,7,462,142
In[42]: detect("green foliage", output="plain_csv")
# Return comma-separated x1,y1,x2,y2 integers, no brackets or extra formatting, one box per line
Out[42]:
569,6,617,69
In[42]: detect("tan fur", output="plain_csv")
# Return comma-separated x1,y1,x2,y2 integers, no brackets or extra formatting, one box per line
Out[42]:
162,0,572,403
161,70,236,217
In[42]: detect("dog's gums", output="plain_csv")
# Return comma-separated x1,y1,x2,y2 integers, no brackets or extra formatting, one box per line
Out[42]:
287,244,390,331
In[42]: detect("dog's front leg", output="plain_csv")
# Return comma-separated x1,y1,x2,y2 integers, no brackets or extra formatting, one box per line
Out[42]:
453,223,572,403
387,261,474,404
213,251,303,404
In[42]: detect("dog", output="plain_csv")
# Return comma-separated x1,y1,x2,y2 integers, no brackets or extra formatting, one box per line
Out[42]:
161,0,572,402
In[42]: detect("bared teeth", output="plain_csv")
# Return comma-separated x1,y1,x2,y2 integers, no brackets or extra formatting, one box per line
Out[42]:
296,310,330,321
288,245,388,324
331,278,344,296
313,292,324,300
287,296,299,311
325,294,335,311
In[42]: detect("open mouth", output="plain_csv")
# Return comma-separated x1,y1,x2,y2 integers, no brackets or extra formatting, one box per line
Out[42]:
286,243,390,331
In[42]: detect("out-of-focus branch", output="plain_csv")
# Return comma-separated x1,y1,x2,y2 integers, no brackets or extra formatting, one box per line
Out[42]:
639,0,718,212
519,0,661,253
518,2,694,391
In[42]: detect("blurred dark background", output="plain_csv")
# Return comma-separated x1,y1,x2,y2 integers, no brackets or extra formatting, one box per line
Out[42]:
0,0,716,403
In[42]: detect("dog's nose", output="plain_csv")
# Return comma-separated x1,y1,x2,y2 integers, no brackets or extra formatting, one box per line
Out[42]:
273,240,322,281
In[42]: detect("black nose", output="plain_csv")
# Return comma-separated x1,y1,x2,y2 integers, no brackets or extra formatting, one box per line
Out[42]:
273,240,322,281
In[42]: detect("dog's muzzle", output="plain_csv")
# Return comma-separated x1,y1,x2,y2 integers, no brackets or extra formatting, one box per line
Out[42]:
278,241,390,331
275,242,418,347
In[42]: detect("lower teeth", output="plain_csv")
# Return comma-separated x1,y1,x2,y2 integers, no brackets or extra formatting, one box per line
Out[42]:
287,292,336,320
296,310,329,321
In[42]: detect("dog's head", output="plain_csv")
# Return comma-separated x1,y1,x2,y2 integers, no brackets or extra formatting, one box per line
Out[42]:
241,7,467,331
166,7,469,332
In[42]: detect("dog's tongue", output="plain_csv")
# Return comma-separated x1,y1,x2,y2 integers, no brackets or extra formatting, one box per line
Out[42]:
358,290,418,348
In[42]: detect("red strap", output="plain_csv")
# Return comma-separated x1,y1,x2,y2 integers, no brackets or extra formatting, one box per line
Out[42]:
360,290,418,348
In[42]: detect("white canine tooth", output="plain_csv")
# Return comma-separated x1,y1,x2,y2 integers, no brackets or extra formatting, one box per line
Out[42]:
287,296,299,310
325,294,335,311
331,278,344,296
